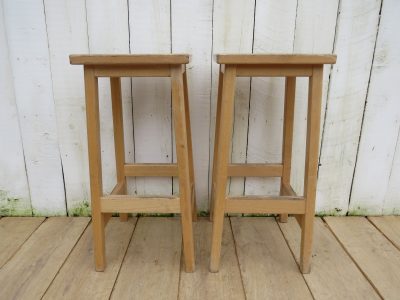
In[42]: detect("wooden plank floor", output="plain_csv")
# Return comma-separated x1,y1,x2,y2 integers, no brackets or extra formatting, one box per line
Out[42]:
0,216,399,300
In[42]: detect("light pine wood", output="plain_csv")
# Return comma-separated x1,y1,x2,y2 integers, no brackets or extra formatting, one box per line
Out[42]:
226,198,305,214
70,54,190,65
0,217,45,267
179,219,245,300
325,217,400,299
111,218,181,300
0,217,89,299
300,66,324,273
235,65,313,77
210,66,237,272
171,66,195,272
279,77,296,223
111,77,128,222
84,66,106,271
100,196,180,213
279,217,380,299
216,54,337,64
368,216,400,250
227,163,283,177
124,163,179,177
43,218,136,300
231,217,312,299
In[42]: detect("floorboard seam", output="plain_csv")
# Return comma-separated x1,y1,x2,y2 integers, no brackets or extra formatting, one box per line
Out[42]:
322,217,384,300
366,217,400,252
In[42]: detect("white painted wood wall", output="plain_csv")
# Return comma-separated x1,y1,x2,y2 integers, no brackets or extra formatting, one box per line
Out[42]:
0,0,399,216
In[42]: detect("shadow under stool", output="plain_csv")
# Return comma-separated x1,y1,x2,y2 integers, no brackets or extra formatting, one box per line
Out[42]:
209,54,336,273
70,54,197,273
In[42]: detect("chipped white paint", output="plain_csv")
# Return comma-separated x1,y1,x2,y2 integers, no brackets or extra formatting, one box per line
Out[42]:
317,0,382,215
128,0,172,196
3,0,66,215
0,1,31,216
171,0,213,210
350,0,400,215
245,0,297,196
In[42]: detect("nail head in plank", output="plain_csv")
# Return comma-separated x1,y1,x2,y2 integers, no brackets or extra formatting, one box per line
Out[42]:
279,217,380,300
43,218,136,300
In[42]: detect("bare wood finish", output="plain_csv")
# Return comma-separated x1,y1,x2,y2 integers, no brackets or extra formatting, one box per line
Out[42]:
227,163,283,177
124,163,179,177
210,55,335,273
216,54,337,64
70,54,190,65
74,55,196,273
279,77,296,223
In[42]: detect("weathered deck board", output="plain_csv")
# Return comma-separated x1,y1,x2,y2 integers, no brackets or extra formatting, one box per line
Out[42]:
231,217,312,299
278,217,379,299
368,216,400,250
0,217,89,299
111,218,182,299
179,218,245,300
325,217,400,299
43,218,136,300
0,217,45,267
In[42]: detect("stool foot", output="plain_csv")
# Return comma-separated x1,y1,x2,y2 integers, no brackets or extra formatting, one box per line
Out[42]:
279,213,288,223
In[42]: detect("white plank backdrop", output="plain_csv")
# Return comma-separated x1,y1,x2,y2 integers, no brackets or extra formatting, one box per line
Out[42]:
0,0,399,216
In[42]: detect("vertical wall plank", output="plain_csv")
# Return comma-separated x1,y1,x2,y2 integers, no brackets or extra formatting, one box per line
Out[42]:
210,0,255,201
43,0,90,215
171,0,213,210
0,1,31,216
349,0,400,215
290,0,339,197
3,0,66,215
245,0,297,196
383,133,400,214
128,0,172,196
86,0,136,195
317,0,382,214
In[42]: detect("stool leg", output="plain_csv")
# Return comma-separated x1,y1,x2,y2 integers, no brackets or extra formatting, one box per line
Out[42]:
210,66,236,272
84,66,106,271
210,66,224,221
171,66,195,272
183,70,197,222
279,77,296,223
110,77,128,222
300,66,323,274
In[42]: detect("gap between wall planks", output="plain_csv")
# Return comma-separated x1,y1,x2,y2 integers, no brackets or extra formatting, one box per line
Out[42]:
1,0,399,216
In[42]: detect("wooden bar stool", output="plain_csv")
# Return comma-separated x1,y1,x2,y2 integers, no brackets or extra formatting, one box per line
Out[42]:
70,54,196,273
209,54,336,273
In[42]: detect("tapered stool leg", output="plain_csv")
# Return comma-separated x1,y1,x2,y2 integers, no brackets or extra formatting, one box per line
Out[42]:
84,66,106,271
210,66,237,272
183,70,197,222
210,66,224,221
300,66,323,273
110,77,128,222
171,66,195,272
279,77,296,223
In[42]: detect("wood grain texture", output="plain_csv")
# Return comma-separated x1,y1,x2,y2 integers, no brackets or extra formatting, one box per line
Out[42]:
43,0,91,215
128,0,172,197
290,0,339,196
111,218,181,299
349,0,400,215
70,54,189,65
86,0,136,196
43,218,136,300
279,217,379,299
0,217,89,299
383,134,400,214
211,0,255,199
179,219,245,300
231,217,312,299
245,0,297,197
317,0,382,214
0,217,45,267
171,0,213,210
0,2,32,216
216,54,336,64
368,216,400,250
325,216,400,299
3,0,66,215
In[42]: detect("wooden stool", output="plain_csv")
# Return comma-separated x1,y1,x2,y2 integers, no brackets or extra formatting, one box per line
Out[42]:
209,54,336,273
70,54,196,273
